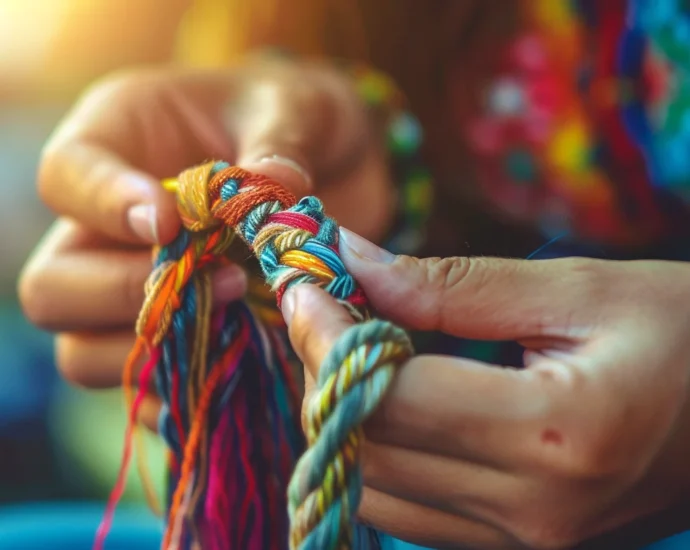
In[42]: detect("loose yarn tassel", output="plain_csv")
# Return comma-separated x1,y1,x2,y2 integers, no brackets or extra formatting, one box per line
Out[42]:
95,162,413,550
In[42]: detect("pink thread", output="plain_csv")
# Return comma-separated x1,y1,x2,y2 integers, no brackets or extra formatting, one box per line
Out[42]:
94,347,162,550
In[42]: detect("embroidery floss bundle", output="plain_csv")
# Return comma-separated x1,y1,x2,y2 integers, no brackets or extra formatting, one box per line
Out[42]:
94,162,414,550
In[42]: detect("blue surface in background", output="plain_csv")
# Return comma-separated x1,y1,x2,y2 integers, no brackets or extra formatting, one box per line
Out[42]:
0,502,162,550
2,501,689,550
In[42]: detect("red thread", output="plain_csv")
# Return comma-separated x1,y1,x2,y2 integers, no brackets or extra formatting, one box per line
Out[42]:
266,212,320,234
94,344,161,550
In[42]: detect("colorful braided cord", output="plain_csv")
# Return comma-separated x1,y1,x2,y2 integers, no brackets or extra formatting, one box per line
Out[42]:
94,162,414,550
464,0,690,246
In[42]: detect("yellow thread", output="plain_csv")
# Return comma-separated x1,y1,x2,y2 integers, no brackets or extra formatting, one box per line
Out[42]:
162,178,179,193
273,229,312,254
280,250,335,280
177,161,217,231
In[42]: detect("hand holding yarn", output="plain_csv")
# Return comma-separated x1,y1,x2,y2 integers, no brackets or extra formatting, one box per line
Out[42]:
283,231,690,550
19,58,395,432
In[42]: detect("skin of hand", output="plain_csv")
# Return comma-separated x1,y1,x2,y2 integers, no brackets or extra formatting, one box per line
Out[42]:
18,57,396,430
280,228,690,550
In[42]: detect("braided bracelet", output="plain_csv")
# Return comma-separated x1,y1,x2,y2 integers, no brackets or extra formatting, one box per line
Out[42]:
94,162,414,550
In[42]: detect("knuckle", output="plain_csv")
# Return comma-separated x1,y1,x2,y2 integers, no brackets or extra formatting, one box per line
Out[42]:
420,256,473,292
17,220,77,331
54,335,90,387
396,255,473,330
18,261,55,331
37,142,67,209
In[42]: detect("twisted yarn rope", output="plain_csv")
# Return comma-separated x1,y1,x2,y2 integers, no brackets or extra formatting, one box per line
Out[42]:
288,322,412,549
95,161,413,550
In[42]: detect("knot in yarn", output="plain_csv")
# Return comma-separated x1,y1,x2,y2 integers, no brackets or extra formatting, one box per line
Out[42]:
176,161,220,232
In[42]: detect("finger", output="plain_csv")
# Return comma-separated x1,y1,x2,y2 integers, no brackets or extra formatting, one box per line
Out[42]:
281,284,355,379
361,440,523,524
282,283,567,470
19,220,248,332
39,139,180,244
338,228,607,341
358,488,519,550
20,221,152,331
235,64,368,197
55,330,141,388
366,354,568,471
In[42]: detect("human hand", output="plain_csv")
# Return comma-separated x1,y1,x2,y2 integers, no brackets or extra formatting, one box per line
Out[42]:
19,58,395,430
281,228,690,550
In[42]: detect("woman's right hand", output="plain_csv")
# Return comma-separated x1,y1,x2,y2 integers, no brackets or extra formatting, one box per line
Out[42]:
18,57,396,430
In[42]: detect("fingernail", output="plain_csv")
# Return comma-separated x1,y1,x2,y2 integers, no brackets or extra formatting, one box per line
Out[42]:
257,155,313,186
212,265,248,303
339,228,395,263
281,285,298,325
127,204,159,244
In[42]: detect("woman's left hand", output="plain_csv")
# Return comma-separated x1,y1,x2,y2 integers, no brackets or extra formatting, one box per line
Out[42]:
280,229,690,550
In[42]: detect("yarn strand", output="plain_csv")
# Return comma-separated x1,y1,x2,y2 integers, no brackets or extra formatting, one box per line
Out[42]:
97,161,413,550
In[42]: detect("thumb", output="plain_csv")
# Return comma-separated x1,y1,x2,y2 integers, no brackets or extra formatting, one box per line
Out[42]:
281,284,355,380
338,228,595,341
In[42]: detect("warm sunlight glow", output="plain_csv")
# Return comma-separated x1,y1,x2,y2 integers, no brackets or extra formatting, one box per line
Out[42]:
0,0,69,75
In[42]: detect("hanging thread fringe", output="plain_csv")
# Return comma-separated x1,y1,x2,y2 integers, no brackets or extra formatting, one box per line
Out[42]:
94,162,413,550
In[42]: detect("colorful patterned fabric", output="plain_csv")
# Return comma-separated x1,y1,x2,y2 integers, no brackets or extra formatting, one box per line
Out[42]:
464,0,690,247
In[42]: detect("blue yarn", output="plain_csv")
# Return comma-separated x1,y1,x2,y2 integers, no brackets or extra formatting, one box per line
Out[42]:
220,178,240,201
172,284,196,431
210,160,231,176
315,217,338,244
156,228,191,267
293,196,326,219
